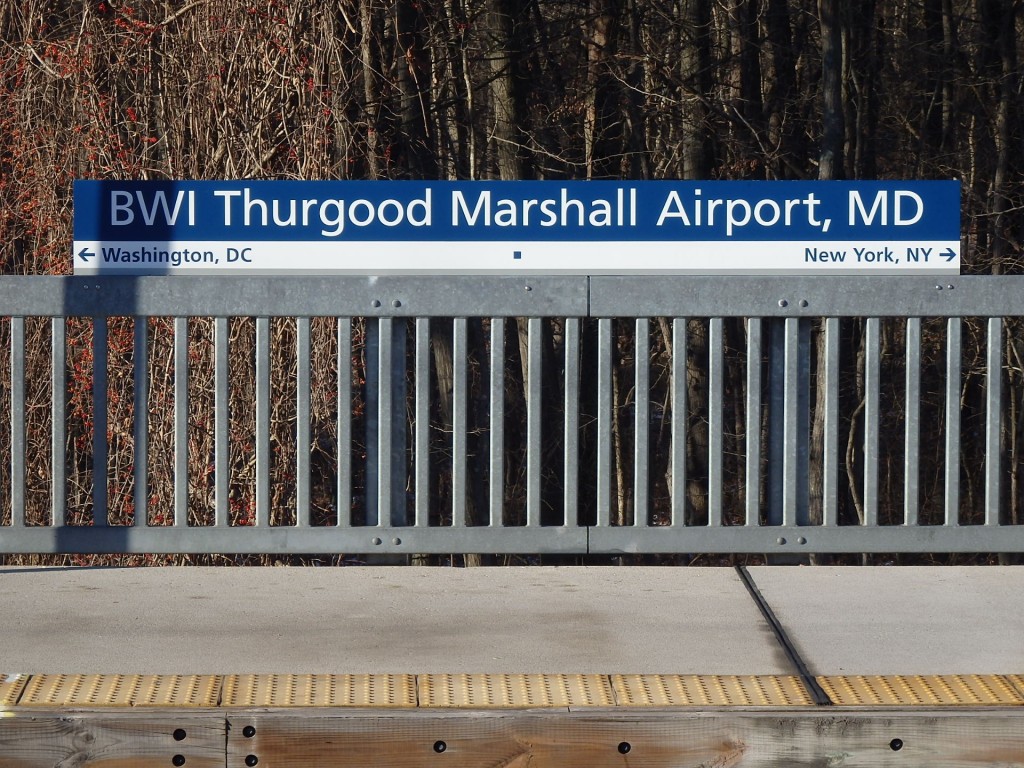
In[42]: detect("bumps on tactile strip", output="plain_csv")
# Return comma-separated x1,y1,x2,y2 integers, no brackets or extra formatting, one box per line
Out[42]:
818,675,1024,706
18,675,221,707
418,674,615,708
0,674,27,706
222,674,417,707
612,675,814,707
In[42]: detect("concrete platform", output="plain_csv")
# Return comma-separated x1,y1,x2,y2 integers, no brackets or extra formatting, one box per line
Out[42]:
748,565,1024,675
2,566,1023,767
0,565,1021,677
0,565,781,675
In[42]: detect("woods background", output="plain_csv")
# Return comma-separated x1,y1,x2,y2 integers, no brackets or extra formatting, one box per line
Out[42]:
1,0,1023,562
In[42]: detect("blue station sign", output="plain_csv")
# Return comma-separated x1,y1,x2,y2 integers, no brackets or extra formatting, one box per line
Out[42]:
73,180,961,274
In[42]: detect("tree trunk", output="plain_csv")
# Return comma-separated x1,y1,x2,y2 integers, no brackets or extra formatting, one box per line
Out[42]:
727,0,764,177
676,0,713,526
396,0,435,178
818,0,845,180
583,0,622,178
983,0,1019,273
847,2,880,178
622,0,649,178
485,0,525,180
680,0,713,180
808,0,846,564
764,0,801,178
360,0,382,179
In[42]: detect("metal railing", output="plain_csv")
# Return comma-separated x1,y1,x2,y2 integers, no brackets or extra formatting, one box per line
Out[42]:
1,274,1023,555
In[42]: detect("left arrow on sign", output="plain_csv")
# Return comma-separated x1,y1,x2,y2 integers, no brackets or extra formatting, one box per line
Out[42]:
78,247,94,262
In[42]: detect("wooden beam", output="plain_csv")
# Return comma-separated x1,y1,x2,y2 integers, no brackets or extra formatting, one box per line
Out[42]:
2,707,1022,767
225,709,1024,768
0,712,224,768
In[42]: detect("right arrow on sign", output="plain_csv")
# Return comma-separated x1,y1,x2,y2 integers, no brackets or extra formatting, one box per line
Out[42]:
942,248,957,262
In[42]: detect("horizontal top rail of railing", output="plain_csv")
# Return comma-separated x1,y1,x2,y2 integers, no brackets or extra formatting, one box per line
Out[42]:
1,274,1019,317
1,274,1022,556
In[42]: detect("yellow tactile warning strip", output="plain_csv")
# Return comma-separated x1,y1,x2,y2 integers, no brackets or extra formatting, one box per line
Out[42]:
419,674,615,708
18,674,221,708
3,674,1024,708
818,675,1024,706
222,674,417,707
0,674,28,706
613,675,815,707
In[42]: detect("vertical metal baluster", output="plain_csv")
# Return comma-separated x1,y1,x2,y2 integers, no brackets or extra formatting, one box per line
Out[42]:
391,320,408,527
822,318,840,528
634,318,649,527
365,321,379,524
11,317,25,527
797,319,811,527
864,318,880,527
527,317,542,528
945,317,962,526
415,318,430,528
256,316,270,527
563,318,580,528
904,318,921,527
671,318,687,527
133,317,148,528
766,320,785,525
985,317,1002,526
296,318,311,527
93,317,108,526
376,317,393,527
745,318,762,527
709,318,724,526
489,318,505,527
214,317,229,527
52,318,67,527
453,318,468,527
174,318,188,527
597,319,612,527
336,317,352,528
782,318,800,527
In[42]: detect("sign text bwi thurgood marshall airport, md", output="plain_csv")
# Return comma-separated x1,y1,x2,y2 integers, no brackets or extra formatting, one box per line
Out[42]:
73,180,961,275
